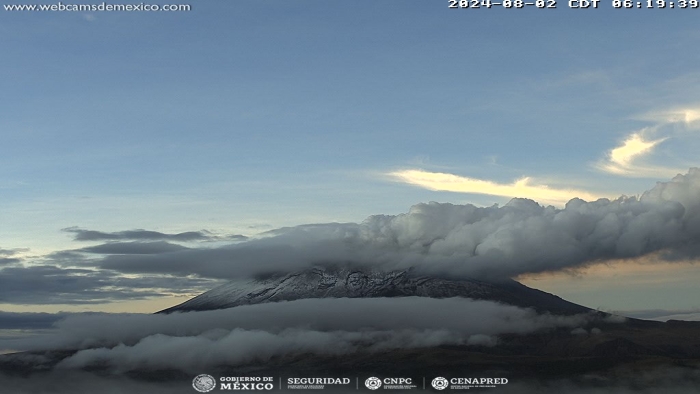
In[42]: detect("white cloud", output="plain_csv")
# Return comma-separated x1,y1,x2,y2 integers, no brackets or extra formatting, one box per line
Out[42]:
389,169,606,206
607,133,666,169
597,105,700,178
596,132,680,177
640,106,700,126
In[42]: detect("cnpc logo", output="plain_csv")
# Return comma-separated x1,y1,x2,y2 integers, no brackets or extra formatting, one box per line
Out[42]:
365,377,414,390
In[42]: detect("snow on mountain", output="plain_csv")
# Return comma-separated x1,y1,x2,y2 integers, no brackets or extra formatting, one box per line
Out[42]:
159,266,590,315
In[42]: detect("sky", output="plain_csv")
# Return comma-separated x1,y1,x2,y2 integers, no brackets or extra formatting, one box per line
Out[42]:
3,1,700,318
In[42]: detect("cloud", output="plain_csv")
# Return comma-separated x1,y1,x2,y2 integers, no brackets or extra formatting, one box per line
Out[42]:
389,169,604,206
0,265,219,304
0,311,72,330
0,258,20,266
73,168,700,281
597,105,700,178
0,249,24,257
603,133,666,171
0,297,604,372
640,106,700,126
78,241,189,255
61,227,247,243
0,249,25,266
597,132,680,177
0,304,688,394
4,169,700,307
56,329,452,372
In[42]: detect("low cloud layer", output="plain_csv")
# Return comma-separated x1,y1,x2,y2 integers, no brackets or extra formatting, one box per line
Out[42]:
0,311,72,330
1,297,606,373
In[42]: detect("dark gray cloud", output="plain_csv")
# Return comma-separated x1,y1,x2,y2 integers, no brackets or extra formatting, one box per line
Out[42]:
0,311,70,329
0,265,220,304
0,248,26,257
62,227,247,242
93,245,321,280
1,297,615,373
0,248,25,266
0,242,221,305
78,241,189,255
78,169,700,281
0,258,20,266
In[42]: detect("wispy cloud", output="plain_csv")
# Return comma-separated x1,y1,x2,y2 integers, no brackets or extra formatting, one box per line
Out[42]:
0,248,26,266
0,265,218,305
596,132,677,177
389,169,605,206
597,105,700,178
61,227,247,243
640,106,700,125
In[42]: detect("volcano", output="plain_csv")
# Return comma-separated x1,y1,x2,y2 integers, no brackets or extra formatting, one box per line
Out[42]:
158,266,591,315
4,266,700,393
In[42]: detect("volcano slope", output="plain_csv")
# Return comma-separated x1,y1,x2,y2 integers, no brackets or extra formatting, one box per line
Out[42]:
2,267,700,393
155,267,700,382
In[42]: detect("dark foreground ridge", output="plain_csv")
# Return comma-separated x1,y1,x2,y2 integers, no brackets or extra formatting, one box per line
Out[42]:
3,267,700,393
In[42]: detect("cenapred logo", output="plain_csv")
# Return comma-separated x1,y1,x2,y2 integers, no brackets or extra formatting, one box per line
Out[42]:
365,377,382,390
192,374,217,393
431,377,449,390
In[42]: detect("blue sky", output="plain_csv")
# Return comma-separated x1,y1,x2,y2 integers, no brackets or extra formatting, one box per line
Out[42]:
3,1,700,313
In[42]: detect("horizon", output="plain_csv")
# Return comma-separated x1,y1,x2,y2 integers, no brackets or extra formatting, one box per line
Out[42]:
2,170,700,318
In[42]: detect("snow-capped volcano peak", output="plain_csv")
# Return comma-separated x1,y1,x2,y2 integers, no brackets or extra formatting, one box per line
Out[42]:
159,266,590,315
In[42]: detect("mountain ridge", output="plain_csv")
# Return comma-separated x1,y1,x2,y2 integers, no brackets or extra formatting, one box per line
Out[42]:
158,266,591,315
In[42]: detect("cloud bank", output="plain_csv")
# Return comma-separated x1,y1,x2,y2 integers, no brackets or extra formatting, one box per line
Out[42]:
73,168,700,281
3,169,700,305
1,297,604,372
